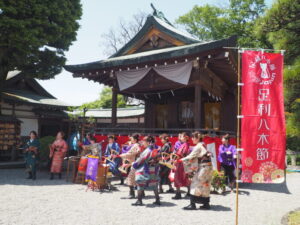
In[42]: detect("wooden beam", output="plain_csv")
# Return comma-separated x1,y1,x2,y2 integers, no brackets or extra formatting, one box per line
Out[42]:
228,49,238,72
190,69,224,98
126,28,185,55
205,66,229,90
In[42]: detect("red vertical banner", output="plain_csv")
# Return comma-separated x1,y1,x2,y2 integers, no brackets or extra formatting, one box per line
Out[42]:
241,50,286,183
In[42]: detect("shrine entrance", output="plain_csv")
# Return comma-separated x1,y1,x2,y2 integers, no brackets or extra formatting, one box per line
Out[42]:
155,104,168,128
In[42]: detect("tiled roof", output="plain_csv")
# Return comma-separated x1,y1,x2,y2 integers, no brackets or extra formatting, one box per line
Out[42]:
65,36,237,73
110,14,199,58
2,90,72,108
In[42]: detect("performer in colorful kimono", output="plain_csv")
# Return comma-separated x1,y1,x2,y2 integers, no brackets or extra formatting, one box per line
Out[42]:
173,133,182,152
81,136,102,158
49,131,68,180
218,134,237,191
118,133,141,199
104,135,123,184
121,141,132,154
172,132,191,200
83,132,92,145
24,131,40,180
132,136,160,206
158,133,174,193
182,132,213,210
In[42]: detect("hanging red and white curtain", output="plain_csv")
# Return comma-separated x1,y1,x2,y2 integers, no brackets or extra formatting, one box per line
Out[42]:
241,50,286,183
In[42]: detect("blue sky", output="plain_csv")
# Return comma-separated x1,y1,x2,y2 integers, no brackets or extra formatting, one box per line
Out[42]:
38,0,273,106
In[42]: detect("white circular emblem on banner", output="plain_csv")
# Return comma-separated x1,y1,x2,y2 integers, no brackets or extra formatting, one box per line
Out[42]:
249,54,277,85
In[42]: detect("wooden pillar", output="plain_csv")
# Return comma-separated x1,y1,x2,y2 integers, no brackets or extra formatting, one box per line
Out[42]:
145,100,155,128
220,91,237,132
38,118,42,138
144,100,150,128
194,82,202,129
111,88,117,127
81,108,87,142
168,98,178,128
12,103,16,116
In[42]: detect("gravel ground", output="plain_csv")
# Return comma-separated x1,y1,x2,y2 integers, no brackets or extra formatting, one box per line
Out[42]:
0,169,299,225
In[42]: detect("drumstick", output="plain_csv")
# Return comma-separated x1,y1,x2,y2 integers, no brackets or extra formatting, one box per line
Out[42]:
103,157,114,163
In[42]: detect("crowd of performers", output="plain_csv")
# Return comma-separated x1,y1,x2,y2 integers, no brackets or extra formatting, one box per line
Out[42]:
24,130,237,210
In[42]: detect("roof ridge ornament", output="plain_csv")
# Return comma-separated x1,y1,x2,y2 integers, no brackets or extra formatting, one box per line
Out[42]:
150,3,173,26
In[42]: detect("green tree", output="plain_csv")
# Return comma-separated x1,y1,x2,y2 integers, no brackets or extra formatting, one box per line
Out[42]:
255,0,300,64
80,87,127,109
0,0,82,105
176,0,268,47
257,0,300,147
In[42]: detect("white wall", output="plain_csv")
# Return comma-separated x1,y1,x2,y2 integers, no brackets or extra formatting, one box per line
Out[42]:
19,118,39,136
1,102,39,136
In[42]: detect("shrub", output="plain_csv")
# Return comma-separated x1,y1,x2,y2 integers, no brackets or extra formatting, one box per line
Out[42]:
39,136,55,163
287,136,300,152
211,170,226,193
286,155,300,166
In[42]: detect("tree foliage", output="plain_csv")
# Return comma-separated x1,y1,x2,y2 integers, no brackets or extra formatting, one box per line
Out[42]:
177,0,300,144
80,87,127,109
284,62,300,140
0,0,82,85
283,59,300,112
256,0,300,64
176,0,268,47
257,0,300,142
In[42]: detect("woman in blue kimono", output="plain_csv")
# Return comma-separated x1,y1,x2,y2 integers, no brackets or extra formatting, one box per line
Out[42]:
24,131,40,180
132,136,160,206
105,135,123,184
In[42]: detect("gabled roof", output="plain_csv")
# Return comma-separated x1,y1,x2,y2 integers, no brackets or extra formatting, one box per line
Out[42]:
5,72,55,98
64,5,238,90
65,36,236,73
6,70,22,80
110,13,199,57
2,72,72,108
3,90,71,108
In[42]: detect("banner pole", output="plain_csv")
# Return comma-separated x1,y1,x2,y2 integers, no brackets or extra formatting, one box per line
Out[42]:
235,49,242,225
